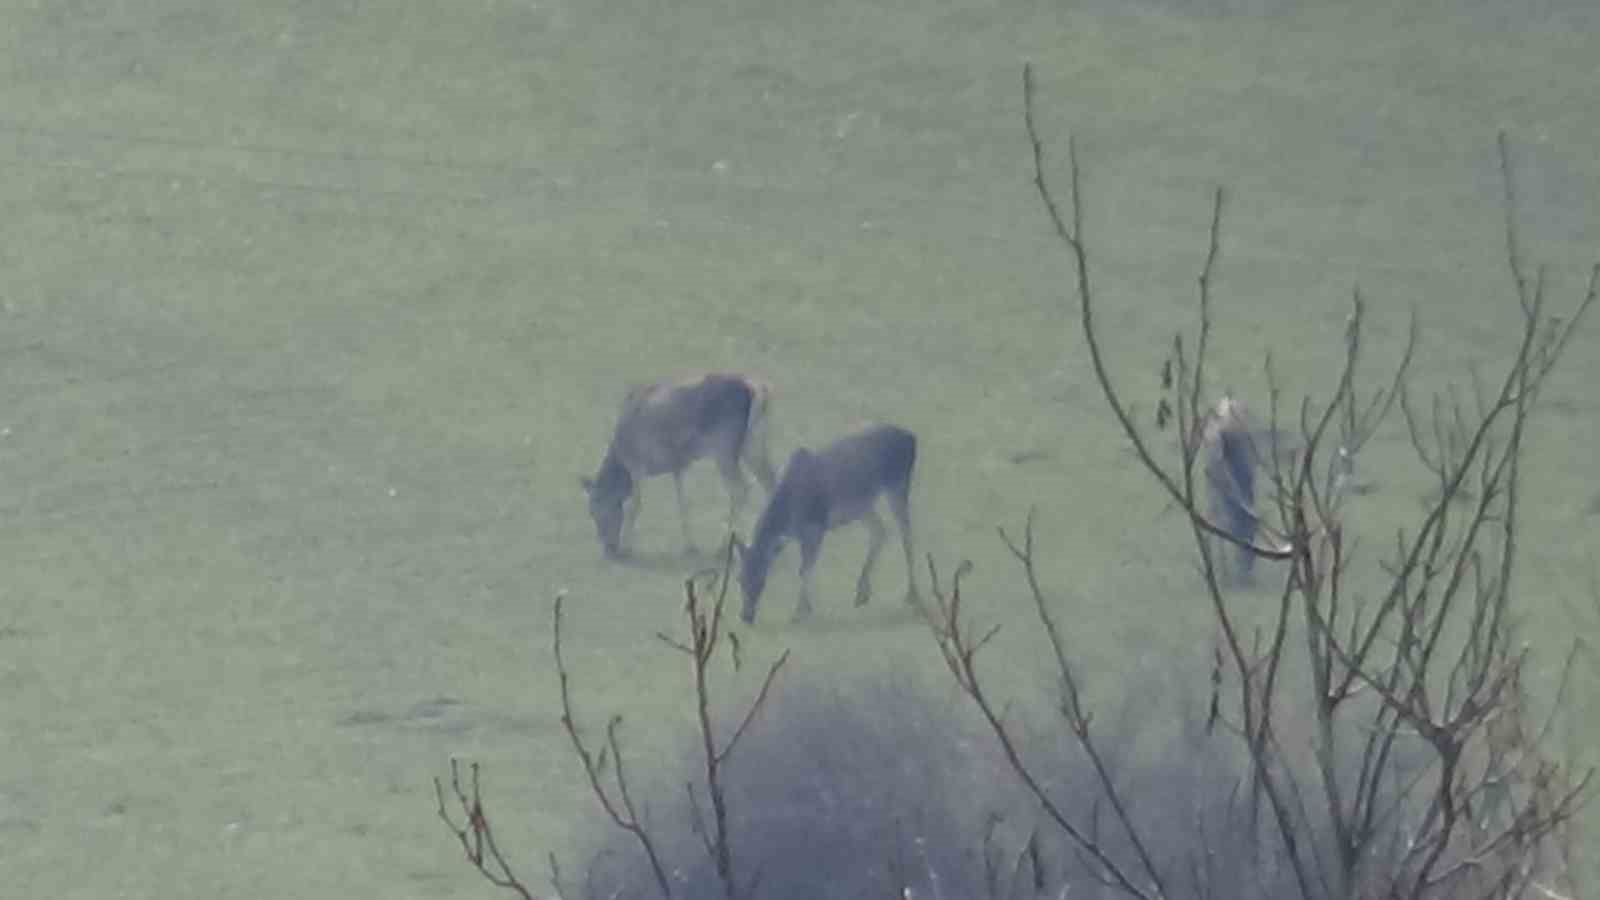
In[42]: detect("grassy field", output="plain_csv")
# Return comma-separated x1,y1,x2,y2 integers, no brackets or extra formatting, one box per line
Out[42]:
1,0,1596,896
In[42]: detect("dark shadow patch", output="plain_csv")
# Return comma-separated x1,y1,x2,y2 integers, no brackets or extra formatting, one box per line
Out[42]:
340,696,548,739
1347,479,1380,497
410,709,554,739
780,600,927,635
612,547,724,574
338,696,464,729
1545,396,1582,416
406,696,464,721
572,672,1021,900
566,665,1417,900
1423,484,1478,507
0,817,38,833
336,709,395,728
0,784,40,834
1006,449,1055,465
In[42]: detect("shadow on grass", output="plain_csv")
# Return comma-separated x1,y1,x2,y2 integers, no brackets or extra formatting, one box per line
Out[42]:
609,546,724,573
781,601,928,635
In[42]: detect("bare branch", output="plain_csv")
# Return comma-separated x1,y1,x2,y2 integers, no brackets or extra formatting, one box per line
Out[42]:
675,534,791,900
1018,68,1595,900
999,508,1169,898
554,593,676,899
717,650,790,766
926,553,1161,900
1021,63,1293,564
434,759,538,900
1498,131,1531,313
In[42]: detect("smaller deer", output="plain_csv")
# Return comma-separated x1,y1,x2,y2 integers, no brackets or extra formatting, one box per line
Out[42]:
1199,392,1357,587
1199,393,1262,586
734,423,920,625
581,372,778,559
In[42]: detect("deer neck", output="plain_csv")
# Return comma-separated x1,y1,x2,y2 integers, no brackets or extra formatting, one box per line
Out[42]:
593,447,633,499
747,490,792,565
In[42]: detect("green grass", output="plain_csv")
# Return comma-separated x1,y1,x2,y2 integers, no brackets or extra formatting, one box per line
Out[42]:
1,0,1596,897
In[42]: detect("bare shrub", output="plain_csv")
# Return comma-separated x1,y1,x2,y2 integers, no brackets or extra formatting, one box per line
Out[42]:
921,63,1595,900
445,609,1388,900
435,65,1595,900
439,543,787,900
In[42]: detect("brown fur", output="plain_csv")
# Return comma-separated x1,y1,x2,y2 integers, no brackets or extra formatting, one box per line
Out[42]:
582,372,778,558
735,422,920,625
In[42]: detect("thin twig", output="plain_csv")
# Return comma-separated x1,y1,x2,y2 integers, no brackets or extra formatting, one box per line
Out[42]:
1021,62,1292,564
998,509,1169,898
927,555,1161,900
434,759,538,900
554,593,675,899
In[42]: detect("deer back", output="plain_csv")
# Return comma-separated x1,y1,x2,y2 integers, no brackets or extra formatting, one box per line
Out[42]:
609,373,757,478
809,424,916,527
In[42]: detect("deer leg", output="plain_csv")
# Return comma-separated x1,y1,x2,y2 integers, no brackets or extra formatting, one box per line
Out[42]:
673,471,698,555
855,510,886,607
717,452,750,535
622,484,643,552
1210,494,1257,589
793,527,823,623
889,485,920,605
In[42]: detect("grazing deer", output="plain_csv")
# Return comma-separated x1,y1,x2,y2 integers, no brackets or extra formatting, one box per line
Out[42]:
1198,393,1356,587
734,423,920,625
1200,393,1262,586
581,372,778,559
